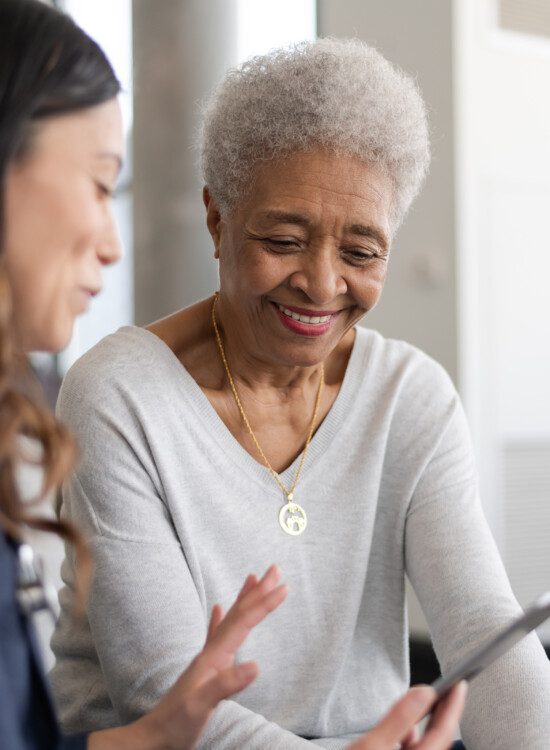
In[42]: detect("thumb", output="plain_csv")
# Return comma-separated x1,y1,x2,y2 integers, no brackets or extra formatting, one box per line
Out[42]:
348,686,435,749
193,661,259,713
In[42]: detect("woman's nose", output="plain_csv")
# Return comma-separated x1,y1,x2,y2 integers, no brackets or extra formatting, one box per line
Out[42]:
289,247,347,304
97,210,123,266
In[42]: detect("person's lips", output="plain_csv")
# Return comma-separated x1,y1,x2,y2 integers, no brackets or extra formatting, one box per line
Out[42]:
75,285,101,312
270,301,341,337
79,286,101,298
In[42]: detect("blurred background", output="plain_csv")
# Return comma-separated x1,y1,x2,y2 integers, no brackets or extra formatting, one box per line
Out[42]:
33,0,550,678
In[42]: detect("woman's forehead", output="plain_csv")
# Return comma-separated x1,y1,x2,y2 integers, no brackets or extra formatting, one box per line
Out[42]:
241,150,392,234
21,100,124,171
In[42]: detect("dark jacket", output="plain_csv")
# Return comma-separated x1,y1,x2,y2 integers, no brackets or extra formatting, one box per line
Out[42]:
0,530,86,750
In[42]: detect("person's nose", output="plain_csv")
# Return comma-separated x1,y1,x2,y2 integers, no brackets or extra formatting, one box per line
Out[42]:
289,245,347,304
97,208,123,266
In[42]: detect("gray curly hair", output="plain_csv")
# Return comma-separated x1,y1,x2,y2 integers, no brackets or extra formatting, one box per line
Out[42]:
199,37,430,233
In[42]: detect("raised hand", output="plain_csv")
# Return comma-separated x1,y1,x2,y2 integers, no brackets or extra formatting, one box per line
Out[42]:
147,564,288,749
89,565,287,750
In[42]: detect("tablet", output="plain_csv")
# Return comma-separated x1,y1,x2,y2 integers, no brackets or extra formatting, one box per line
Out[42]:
431,591,550,697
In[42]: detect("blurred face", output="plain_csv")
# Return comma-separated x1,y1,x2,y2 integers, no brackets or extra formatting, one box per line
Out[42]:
206,149,393,368
3,99,124,352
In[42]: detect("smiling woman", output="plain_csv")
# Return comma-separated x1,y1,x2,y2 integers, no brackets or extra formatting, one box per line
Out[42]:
50,37,550,750
4,102,123,351
205,150,392,370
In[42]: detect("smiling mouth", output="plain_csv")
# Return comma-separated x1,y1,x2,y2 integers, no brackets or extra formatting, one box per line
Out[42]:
274,302,336,325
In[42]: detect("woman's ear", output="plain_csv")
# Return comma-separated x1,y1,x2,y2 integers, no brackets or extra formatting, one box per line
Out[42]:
203,186,221,259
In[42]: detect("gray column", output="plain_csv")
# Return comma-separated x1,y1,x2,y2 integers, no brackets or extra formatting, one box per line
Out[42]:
132,0,238,325
318,0,458,384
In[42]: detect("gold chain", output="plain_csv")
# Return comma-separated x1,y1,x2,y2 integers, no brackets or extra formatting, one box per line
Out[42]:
211,292,324,501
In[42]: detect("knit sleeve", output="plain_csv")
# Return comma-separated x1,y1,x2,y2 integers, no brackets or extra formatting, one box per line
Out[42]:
405,396,550,749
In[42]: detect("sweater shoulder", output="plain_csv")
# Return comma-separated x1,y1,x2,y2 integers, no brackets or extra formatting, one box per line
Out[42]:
57,327,172,419
354,326,456,400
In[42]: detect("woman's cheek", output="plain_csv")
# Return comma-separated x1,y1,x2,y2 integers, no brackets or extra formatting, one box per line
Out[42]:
348,272,386,311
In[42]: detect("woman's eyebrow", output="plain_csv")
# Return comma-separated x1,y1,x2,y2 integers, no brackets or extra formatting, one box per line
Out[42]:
348,223,389,251
257,210,311,227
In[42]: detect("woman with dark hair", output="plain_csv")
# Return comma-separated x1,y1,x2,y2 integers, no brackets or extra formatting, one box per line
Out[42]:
0,1,466,748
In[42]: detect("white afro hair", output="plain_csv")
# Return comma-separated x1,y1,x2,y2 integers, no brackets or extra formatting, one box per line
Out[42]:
199,37,430,233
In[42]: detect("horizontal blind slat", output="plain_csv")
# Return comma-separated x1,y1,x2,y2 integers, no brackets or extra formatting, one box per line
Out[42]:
499,0,550,39
502,441,550,642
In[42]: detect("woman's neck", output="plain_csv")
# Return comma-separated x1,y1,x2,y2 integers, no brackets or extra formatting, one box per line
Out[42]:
147,294,354,398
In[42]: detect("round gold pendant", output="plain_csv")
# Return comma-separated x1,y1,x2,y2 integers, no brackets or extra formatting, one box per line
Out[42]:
279,501,307,536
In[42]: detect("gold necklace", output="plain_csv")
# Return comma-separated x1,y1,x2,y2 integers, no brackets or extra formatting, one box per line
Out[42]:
211,292,324,536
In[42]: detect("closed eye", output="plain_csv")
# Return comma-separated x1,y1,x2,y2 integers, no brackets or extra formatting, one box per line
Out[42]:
263,238,302,251
343,248,386,265
96,182,115,199
270,239,299,246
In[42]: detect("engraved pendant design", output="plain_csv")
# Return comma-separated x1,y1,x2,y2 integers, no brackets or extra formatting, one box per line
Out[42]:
279,500,307,536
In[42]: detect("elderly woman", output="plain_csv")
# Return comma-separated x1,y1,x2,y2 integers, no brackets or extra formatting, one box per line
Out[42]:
51,39,550,748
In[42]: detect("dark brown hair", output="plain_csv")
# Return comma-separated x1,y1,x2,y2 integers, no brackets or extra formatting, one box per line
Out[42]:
0,0,120,586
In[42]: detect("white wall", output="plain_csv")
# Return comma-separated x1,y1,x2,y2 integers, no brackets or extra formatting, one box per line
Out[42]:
318,0,459,383
320,0,550,641
456,0,550,641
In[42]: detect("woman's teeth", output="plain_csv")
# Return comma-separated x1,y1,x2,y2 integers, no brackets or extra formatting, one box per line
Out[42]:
276,303,332,325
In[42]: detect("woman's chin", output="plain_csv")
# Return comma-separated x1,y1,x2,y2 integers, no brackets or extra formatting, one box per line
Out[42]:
265,339,335,369
24,321,75,354
264,313,358,368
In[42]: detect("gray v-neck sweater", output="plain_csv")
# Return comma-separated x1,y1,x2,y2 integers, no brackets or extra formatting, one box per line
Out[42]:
50,325,550,749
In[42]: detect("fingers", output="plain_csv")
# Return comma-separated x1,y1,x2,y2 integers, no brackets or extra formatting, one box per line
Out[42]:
207,582,288,658
194,661,259,710
348,683,466,750
400,724,420,748
240,564,280,605
417,681,467,750
232,565,286,625
205,571,259,643
206,565,288,656
206,604,224,642
236,574,258,601
155,662,259,750
189,566,288,684
347,686,436,750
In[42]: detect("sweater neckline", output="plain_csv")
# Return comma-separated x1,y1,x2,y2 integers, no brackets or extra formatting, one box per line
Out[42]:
126,324,372,494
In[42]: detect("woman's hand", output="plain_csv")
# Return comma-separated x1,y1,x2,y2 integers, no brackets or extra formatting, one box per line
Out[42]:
89,565,287,750
347,682,467,750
